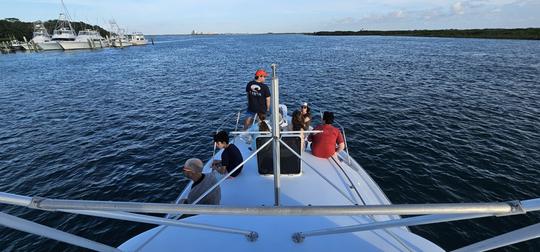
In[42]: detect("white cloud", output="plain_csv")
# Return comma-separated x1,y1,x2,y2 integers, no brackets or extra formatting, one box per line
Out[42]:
452,2,465,15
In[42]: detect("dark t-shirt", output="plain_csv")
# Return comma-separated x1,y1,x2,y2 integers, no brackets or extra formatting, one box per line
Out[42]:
221,144,244,177
246,80,271,113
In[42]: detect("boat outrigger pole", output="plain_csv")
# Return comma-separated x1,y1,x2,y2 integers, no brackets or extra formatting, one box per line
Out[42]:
271,64,281,206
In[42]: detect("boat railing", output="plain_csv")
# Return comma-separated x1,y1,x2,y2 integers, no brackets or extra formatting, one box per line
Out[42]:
1,190,539,250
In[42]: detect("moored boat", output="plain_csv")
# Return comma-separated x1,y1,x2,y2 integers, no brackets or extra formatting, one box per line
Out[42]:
39,13,76,51
108,20,132,48
21,21,51,51
128,32,148,46
58,29,108,50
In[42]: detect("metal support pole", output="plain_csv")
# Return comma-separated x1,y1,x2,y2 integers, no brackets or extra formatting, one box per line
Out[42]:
2,192,537,216
26,199,523,216
62,209,254,237
292,213,491,243
270,63,281,206
0,212,120,252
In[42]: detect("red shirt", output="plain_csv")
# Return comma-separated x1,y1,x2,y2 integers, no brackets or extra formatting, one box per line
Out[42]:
309,124,344,158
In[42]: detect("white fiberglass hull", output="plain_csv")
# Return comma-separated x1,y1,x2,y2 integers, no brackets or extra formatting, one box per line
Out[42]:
112,41,132,47
38,41,63,51
58,41,107,50
130,40,148,46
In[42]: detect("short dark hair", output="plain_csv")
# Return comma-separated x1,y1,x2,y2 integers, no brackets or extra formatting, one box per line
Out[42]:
323,111,334,124
213,130,229,144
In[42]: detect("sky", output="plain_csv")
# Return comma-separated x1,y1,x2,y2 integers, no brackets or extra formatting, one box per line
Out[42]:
1,0,539,34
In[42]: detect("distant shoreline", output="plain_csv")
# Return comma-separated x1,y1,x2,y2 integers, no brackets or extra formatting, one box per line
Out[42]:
308,28,540,40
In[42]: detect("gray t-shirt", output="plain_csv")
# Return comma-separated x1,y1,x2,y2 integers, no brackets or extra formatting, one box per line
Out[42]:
187,172,221,205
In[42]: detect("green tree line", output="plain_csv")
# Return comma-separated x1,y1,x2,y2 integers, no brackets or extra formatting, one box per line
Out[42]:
0,18,110,41
311,28,540,40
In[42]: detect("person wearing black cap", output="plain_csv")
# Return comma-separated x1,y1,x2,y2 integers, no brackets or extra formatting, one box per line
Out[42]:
243,69,271,130
212,131,244,177
308,112,345,159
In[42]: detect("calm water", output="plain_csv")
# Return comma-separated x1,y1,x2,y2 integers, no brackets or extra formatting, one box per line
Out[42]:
1,35,539,251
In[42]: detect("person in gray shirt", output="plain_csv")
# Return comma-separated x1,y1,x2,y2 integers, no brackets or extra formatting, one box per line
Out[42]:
182,158,221,205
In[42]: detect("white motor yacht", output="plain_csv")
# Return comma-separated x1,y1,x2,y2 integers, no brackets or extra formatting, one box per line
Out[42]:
108,20,133,48
128,32,148,46
39,13,76,51
58,29,109,50
22,21,51,51
0,65,538,251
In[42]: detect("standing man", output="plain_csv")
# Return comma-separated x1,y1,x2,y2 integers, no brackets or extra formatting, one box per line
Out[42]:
244,69,271,130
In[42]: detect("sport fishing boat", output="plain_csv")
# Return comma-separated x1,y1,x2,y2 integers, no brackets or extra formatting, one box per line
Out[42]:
21,21,52,51
128,32,148,46
58,29,109,50
109,20,132,48
0,65,538,251
39,13,76,51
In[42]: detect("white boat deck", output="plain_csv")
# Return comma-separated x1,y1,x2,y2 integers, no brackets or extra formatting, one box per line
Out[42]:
119,135,444,251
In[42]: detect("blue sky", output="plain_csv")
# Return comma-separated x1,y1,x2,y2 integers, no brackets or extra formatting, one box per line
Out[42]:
1,0,539,34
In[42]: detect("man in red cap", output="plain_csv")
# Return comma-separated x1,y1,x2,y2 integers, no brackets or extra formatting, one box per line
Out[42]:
244,69,271,130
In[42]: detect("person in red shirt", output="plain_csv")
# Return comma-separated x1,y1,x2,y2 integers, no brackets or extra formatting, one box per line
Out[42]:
309,111,345,159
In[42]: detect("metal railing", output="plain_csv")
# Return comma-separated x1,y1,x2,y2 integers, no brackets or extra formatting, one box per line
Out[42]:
2,190,539,250
3,191,537,216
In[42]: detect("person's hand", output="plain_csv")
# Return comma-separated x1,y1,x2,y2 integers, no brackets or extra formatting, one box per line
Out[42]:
217,166,227,175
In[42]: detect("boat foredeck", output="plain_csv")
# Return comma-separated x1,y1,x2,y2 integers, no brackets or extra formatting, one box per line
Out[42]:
118,135,444,251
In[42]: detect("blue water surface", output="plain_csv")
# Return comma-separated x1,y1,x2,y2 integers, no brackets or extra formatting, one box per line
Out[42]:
1,35,539,251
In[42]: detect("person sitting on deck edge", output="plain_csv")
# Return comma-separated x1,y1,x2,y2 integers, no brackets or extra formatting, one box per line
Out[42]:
308,111,345,159
243,69,271,130
183,158,221,205
212,130,244,177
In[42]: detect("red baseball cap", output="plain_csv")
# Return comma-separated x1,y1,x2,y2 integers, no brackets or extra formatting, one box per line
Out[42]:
255,69,269,77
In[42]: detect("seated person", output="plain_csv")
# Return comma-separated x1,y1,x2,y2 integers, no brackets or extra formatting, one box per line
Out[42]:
183,158,221,205
300,102,312,130
308,111,345,159
289,110,305,151
212,131,244,177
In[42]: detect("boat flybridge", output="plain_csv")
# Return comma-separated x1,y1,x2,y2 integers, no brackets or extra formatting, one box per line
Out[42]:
1,65,539,251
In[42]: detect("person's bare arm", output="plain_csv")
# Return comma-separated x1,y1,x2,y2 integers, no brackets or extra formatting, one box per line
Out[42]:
336,142,345,153
266,97,270,112
333,142,345,159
